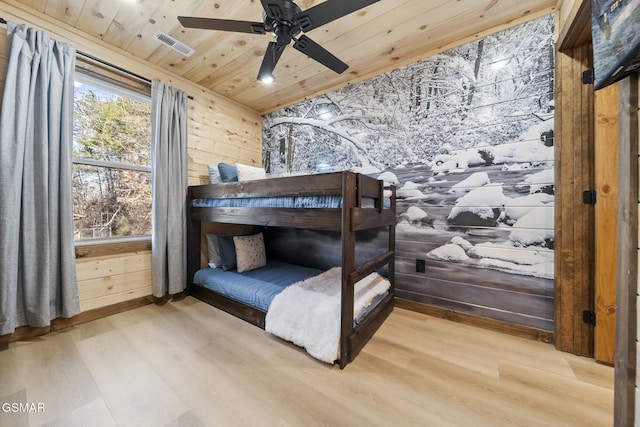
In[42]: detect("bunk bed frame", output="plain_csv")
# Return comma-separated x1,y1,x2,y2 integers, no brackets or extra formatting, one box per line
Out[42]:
186,170,396,369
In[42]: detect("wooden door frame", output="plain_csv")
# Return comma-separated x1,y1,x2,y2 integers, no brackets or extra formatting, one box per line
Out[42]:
554,0,596,357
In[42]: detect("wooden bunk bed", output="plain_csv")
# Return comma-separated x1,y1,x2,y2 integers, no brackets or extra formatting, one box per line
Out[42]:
186,170,396,369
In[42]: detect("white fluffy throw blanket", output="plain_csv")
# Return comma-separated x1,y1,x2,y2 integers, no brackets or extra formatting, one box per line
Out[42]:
265,267,390,363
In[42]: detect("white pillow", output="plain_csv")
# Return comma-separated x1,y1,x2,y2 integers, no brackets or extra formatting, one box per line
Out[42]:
206,233,222,268
235,163,266,181
233,233,267,273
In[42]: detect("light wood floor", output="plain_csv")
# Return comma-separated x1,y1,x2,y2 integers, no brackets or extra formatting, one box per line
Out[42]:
0,297,614,427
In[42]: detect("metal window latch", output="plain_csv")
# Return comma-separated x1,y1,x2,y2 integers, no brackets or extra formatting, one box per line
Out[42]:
583,69,594,84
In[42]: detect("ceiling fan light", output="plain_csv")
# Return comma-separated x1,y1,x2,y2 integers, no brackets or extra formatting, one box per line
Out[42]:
260,75,275,84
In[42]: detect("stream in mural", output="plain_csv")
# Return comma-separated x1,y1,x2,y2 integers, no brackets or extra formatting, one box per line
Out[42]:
387,141,555,331
262,15,556,331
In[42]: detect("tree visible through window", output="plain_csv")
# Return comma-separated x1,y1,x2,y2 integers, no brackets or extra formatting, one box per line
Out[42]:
72,74,152,240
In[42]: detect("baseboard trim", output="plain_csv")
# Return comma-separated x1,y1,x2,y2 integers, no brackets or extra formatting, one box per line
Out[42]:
395,298,554,344
0,296,153,350
1,296,554,350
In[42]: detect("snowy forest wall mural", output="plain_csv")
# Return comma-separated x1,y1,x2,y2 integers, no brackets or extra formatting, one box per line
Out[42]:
262,15,555,331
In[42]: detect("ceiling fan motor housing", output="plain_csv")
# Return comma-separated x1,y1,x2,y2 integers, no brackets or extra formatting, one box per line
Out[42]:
263,1,302,46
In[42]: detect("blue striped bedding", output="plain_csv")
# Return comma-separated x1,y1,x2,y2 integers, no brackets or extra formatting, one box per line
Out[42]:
192,195,343,209
192,195,391,209
193,260,324,312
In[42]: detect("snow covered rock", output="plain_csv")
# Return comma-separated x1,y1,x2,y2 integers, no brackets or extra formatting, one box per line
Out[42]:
447,184,505,227
377,171,400,186
427,244,470,261
520,120,554,144
468,242,550,265
449,172,491,193
400,206,432,225
477,257,554,279
432,159,467,174
492,140,554,165
509,206,554,248
400,181,421,189
352,165,382,175
396,181,424,199
430,149,486,173
522,169,554,195
502,163,533,171
502,194,553,225
449,236,473,250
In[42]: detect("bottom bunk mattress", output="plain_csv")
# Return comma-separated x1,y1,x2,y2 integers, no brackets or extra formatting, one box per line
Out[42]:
192,260,391,364
193,260,323,312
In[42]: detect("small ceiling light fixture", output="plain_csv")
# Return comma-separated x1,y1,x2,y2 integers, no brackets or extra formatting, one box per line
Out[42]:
260,75,275,84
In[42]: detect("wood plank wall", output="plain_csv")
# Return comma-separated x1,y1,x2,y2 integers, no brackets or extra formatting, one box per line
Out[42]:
75,249,153,312
0,3,261,314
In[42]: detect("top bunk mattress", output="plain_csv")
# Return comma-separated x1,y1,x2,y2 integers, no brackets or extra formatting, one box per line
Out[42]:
192,195,343,209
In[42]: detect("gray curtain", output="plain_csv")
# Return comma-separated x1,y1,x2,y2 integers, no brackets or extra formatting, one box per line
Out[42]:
0,22,80,335
151,80,188,297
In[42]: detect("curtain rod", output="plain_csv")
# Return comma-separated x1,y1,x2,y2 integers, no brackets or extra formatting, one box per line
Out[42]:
0,16,193,100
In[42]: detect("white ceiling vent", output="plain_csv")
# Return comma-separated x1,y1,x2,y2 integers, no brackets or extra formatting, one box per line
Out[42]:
153,31,195,57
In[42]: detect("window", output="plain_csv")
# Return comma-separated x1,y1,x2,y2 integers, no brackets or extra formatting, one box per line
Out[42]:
72,72,152,241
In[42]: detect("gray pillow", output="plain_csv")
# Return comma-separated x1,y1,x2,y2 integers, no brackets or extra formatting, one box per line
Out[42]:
205,233,222,268
207,165,221,184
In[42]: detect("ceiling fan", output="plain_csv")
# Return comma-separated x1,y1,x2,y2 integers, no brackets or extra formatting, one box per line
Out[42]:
178,0,380,82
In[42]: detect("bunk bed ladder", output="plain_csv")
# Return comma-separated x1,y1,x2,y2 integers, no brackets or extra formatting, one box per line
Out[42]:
339,173,397,369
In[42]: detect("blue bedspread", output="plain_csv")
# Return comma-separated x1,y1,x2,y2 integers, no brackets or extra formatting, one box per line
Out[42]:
193,260,324,312
192,195,343,209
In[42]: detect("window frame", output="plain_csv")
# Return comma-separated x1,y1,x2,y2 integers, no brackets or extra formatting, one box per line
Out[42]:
72,66,153,246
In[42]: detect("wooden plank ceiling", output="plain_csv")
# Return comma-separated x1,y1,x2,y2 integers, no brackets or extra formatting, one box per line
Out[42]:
11,0,557,113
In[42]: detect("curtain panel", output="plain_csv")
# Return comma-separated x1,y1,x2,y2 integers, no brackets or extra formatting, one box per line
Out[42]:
0,22,80,335
151,80,188,297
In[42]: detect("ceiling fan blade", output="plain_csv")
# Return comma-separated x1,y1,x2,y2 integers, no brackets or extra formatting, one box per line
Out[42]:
257,42,287,81
178,16,266,34
293,35,348,74
295,0,380,32
260,0,289,20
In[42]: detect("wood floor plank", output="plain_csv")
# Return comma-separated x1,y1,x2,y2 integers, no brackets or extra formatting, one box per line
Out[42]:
0,333,101,426
497,360,612,426
75,329,188,427
41,398,117,427
0,389,29,427
0,299,613,427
